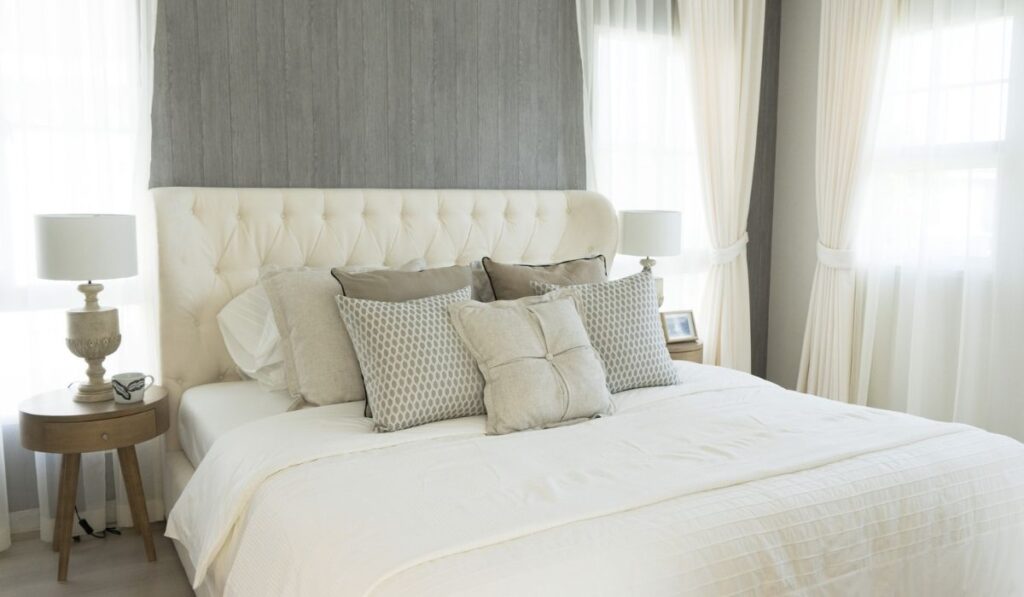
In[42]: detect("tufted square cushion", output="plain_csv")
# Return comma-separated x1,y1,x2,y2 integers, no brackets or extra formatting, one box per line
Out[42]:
448,294,611,435
481,255,607,300
332,265,472,301
534,271,678,393
336,287,485,432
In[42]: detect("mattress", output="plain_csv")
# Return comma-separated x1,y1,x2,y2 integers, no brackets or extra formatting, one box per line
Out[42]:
167,363,1024,596
177,380,366,466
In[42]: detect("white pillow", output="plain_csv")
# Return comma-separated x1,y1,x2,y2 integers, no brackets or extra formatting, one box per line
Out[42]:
217,259,426,391
218,284,286,390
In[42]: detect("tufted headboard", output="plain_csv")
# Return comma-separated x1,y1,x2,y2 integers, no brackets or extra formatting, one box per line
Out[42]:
152,187,617,449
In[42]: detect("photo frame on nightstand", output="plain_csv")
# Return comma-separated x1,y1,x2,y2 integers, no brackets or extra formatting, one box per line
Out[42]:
661,310,698,343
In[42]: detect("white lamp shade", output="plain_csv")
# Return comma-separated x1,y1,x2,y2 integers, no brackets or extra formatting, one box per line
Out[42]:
35,214,138,281
619,210,681,257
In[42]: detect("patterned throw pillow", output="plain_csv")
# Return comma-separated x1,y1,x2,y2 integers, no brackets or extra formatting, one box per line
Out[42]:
534,271,678,393
449,294,612,435
336,287,485,432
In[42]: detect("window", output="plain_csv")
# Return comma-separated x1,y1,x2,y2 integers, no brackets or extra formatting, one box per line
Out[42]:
0,0,149,417
590,23,709,313
859,14,1013,268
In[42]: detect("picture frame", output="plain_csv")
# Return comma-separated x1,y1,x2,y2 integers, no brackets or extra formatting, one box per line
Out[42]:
661,310,698,343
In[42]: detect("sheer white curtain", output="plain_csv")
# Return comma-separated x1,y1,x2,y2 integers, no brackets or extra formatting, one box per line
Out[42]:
576,0,711,324
0,0,160,544
855,0,1024,441
681,0,764,371
796,0,895,401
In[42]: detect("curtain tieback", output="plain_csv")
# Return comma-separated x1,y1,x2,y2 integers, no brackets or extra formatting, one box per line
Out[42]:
816,241,855,269
709,232,748,265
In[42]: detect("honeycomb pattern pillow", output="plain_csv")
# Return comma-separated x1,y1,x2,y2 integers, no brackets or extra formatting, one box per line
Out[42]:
449,294,612,435
534,271,678,393
336,287,485,432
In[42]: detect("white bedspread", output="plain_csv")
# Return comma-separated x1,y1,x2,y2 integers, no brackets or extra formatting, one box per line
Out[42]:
166,364,1024,596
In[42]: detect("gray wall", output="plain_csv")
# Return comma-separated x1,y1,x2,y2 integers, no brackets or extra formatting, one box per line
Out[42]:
766,0,821,388
150,0,585,189
748,0,781,379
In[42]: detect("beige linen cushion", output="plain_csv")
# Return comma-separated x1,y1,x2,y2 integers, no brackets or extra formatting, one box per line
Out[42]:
332,265,472,301
448,294,612,435
336,287,485,432
262,261,423,406
481,255,607,300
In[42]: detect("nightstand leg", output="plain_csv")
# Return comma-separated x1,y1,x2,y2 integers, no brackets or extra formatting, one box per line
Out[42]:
117,446,156,562
56,453,80,581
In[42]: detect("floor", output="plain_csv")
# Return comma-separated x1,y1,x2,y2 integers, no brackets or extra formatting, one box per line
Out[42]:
0,524,192,596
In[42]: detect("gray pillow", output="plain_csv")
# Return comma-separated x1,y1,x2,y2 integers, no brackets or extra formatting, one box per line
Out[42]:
534,270,678,393
332,265,472,301
481,255,607,300
336,287,485,432
262,262,422,406
449,294,612,435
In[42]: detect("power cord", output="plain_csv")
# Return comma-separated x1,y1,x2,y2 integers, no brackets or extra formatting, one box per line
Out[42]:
73,506,121,541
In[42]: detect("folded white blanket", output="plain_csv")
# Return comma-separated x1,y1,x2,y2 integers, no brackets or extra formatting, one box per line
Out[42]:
166,364,1024,596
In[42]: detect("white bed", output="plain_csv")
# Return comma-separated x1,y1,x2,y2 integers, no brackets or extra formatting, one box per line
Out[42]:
178,381,367,466
154,188,1024,596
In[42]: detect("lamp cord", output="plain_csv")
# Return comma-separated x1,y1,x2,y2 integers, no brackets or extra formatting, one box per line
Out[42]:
73,506,121,541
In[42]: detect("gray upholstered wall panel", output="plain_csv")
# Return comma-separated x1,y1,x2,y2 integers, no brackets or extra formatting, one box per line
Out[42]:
150,0,585,189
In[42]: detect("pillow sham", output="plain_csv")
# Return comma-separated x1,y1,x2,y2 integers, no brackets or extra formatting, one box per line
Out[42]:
481,255,607,300
336,287,485,432
332,265,472,301
534,270,678,393
217,283,286,390
449,294,612,435
260,260,424,406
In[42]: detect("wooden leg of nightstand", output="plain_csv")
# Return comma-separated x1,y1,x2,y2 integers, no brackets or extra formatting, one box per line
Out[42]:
56,452,80,581
117,446,156,562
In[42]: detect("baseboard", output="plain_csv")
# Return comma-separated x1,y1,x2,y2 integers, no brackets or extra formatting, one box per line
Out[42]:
8,498,164,538
11,508,39,535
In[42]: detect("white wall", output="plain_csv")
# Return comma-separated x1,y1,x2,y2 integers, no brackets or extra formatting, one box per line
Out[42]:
766,0,821,389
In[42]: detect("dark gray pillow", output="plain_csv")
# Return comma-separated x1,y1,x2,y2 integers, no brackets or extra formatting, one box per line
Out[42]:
481,255,607,300
332,265,472,301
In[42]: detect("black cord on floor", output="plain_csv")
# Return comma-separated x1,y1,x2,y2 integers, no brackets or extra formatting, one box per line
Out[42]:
74,506,121,540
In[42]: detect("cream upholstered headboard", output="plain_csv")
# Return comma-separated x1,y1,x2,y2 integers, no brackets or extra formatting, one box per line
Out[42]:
152,187,617,449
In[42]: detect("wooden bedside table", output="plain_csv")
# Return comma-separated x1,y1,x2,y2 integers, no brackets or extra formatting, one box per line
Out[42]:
667,340,703,363
19,386,169,581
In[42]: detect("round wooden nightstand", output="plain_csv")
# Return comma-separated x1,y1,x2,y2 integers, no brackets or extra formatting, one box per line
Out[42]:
667,340,703,364
19,386,169,582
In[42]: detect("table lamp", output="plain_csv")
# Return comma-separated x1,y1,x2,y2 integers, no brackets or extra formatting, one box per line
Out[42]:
619,210,681,306
35,214,138,402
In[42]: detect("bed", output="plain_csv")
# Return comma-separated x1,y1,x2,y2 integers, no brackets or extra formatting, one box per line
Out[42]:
154,187,1024,596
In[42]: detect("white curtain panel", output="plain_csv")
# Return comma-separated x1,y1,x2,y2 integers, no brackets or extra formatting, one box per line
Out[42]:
681,0,765,372
575,0,712,315
854,0,1024,441
0,0,161,543
796,0,895,401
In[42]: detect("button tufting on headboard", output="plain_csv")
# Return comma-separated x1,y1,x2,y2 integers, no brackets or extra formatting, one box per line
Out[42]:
152,187,617,450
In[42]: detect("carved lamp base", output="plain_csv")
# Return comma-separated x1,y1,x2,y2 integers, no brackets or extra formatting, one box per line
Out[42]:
66,283,121,403
639,257,665,307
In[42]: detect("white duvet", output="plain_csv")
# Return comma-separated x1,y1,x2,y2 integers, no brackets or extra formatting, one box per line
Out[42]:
167,363,1024,596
